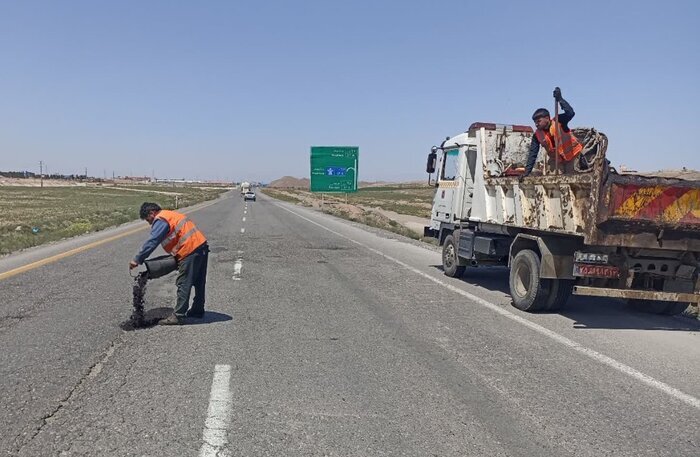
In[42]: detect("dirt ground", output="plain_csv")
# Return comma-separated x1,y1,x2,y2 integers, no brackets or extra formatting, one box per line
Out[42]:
260,187,432,241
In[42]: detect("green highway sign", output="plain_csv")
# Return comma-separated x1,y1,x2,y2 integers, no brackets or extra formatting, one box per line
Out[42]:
310,146,359,193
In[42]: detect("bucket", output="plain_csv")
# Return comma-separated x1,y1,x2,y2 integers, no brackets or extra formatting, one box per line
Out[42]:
144,255,178,279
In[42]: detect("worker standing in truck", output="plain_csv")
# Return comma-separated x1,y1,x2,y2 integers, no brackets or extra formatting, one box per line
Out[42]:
129,202,209,325
522,87,583,177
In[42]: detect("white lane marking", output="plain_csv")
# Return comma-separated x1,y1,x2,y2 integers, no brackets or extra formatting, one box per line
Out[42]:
232,259,242,280
199,364,233,457
242,217,246,222
244,210,247,215
276,203,700,411
240,228,245,234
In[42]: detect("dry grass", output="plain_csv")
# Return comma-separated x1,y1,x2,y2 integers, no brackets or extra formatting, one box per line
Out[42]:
261,186,436,242
0,185,227,255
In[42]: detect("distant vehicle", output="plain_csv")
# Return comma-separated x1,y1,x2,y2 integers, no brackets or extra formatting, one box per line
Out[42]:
243,191,256,202
240,181,251,195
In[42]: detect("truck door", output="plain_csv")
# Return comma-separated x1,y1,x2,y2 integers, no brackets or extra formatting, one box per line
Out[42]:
432,147,460,224
461,145,477,218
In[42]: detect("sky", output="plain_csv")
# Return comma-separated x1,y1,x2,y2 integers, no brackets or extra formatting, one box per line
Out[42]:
0,0,698,183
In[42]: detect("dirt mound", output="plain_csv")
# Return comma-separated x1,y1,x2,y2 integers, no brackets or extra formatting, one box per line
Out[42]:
268,176,310,189
631,169,700,181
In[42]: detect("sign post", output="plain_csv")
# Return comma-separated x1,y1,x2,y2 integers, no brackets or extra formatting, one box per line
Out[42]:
310,146,359,193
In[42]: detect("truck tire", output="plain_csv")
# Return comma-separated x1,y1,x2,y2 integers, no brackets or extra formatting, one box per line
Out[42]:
442,234,466,278
509,249,550,312
545,279,574,311
627,299,689,316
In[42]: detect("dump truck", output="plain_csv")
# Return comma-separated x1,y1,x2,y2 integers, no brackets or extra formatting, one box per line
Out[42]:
424,122,700,315
239,181,251,195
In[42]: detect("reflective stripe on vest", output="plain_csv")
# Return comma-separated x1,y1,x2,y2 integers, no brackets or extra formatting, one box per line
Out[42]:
535,119,583,162
155,210,207,260
161,217,189,247
172,227,198,255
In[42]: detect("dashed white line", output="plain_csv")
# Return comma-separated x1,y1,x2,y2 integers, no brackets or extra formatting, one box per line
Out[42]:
199,364,233,457
275,203,700,411
242,217,246,222
232,259,243,280
240,228,245,234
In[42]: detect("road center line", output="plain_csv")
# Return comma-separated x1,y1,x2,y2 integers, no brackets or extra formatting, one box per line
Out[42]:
242,217,246,222
240,228,245,234
275,203,700,411
199,364,233,457
232,259,243,281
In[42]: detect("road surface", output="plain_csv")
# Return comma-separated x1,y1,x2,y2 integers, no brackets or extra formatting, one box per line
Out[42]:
1,191,698,456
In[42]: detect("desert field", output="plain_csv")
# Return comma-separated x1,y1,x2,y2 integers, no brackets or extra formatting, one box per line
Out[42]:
261,184,435,241
0,185,228,255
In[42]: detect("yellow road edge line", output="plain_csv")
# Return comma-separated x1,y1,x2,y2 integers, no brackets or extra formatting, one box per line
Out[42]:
0,226,146,281
0,197,223,281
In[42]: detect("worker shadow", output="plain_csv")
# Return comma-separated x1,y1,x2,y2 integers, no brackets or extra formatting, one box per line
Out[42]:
430,265,700,332
120,307,232,331
183,310,233,325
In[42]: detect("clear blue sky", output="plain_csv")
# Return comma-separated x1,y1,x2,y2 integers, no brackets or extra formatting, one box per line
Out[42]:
1,0,698,182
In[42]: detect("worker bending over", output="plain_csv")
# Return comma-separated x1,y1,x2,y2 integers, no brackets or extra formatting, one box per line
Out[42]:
129,202,209,325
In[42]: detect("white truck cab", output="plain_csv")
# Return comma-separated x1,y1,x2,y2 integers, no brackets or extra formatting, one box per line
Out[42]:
425,122,532,243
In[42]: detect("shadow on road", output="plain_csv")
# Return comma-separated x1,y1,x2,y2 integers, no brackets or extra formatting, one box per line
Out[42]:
430,265,700,332
120,307,232,331
183,310,233,326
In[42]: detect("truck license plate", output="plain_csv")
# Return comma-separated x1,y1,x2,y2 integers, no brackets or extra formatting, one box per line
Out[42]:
573,263,620,278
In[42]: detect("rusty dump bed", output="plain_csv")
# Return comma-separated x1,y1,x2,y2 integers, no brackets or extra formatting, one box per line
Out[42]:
478,128,700,252
593,171,700,249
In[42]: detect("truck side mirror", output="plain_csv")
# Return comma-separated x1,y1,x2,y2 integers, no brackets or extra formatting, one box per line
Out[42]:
426,147,437,174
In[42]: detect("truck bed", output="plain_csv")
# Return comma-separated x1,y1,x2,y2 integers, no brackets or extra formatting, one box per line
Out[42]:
477,128,700,251
594,172,700,249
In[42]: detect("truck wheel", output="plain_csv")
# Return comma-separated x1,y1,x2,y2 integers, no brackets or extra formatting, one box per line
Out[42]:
442,234,466,278
545,279,574,311
509,249,550,312
627,299,689,316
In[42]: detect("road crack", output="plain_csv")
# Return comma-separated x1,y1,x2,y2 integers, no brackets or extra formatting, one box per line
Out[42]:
12,335,126,455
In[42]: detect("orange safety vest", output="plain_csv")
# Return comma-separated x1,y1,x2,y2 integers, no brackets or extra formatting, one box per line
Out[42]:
155,210,207,260
535,119,583,162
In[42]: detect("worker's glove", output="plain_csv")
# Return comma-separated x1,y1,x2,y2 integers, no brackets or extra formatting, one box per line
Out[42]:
553,87,562,101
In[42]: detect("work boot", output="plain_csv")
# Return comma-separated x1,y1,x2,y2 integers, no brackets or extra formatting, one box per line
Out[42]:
158,314,183,325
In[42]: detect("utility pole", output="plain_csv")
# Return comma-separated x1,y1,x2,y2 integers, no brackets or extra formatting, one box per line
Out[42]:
39,160,44,188
85,167,88,179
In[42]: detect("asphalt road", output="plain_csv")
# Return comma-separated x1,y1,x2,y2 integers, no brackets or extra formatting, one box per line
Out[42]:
1,191,698,456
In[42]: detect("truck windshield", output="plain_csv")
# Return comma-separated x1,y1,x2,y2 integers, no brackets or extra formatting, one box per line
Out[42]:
441,149,460,181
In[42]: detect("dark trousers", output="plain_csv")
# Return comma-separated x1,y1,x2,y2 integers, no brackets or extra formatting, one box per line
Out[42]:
174,243,209,316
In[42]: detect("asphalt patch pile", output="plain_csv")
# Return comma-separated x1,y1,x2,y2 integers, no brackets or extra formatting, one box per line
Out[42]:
119,272,170,330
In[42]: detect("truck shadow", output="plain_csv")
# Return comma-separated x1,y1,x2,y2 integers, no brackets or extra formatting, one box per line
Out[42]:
431,265,700,332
